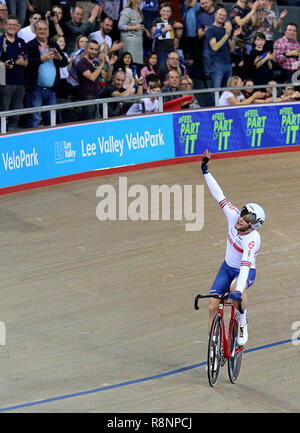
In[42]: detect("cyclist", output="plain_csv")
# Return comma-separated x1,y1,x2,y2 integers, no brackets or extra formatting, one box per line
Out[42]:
201,150,265,345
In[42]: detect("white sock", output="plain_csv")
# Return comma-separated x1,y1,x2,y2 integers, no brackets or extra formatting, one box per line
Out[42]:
238,308,247,326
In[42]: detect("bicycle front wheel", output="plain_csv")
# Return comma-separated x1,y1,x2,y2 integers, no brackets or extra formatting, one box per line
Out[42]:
207,313,223,387
227,317,243,383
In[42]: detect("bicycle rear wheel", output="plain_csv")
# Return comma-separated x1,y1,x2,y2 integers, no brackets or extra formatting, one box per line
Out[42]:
227,317,243,383
207,313,223,387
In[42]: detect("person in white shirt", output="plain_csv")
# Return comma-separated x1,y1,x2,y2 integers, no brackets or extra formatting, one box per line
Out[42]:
218,89,244,106
218,75,265,106
89,15,124,54
126,80,162,115
89,15,113,46
201,149,265,346
18,10,41,43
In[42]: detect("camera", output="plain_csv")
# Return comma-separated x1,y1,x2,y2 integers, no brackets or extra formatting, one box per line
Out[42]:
50,11,56,17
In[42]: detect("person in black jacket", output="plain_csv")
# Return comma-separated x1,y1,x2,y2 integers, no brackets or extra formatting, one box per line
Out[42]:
25,19,68,128
0,15,28,131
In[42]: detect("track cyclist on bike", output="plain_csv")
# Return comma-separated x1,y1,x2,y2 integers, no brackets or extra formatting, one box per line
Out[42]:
201,150,265,346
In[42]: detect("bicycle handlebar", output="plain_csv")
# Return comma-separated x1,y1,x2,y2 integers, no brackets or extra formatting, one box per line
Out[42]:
194,293,228,310
194,293,244,314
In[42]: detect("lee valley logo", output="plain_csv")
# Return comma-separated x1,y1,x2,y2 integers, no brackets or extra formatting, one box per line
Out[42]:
2,148,38,171
55,140,76,163
96,177,204,231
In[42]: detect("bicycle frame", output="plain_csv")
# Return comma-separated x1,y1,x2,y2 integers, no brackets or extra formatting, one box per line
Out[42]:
194,294,243,358
218,300,243,358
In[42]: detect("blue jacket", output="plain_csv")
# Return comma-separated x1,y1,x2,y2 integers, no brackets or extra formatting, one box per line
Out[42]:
25,37,68,90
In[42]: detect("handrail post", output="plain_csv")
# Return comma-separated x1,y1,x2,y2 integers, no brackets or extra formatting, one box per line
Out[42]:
103,102,108,119
158,96,163,112
50,109,56,126
1,116,6,135
214,90,219,106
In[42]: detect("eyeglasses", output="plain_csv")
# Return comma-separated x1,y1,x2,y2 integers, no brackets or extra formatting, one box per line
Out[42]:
168,57,179,61
181,82,191,86
0,9,8,11
7,23,19,27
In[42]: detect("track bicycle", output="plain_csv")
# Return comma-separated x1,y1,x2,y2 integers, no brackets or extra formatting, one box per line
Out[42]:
194,293,244,387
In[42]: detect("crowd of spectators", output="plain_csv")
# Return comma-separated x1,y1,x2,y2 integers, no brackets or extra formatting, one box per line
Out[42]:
0,0,300,130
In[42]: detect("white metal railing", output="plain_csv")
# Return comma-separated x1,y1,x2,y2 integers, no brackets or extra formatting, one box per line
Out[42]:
0,82,295,135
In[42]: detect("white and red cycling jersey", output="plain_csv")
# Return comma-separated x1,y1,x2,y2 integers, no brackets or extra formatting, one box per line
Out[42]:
204,171,261,293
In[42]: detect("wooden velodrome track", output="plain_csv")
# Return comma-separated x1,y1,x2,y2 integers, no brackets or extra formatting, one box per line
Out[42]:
0,150,299,413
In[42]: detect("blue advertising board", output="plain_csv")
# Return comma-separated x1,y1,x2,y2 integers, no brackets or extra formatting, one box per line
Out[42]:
0,113,175,188
1,102,300,191
173,103,300,156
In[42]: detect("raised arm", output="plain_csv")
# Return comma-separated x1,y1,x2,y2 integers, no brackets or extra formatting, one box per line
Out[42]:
201,150,226,202
201,150,240,222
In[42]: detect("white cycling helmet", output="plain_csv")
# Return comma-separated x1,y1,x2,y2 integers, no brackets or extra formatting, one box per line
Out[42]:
240,203,265,229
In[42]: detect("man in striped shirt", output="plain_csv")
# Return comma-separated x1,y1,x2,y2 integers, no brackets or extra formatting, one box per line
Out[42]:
274,22,300,82
201,150,265,345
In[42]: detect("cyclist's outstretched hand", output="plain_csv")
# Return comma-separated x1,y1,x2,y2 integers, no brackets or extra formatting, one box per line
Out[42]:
201,149,211,174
